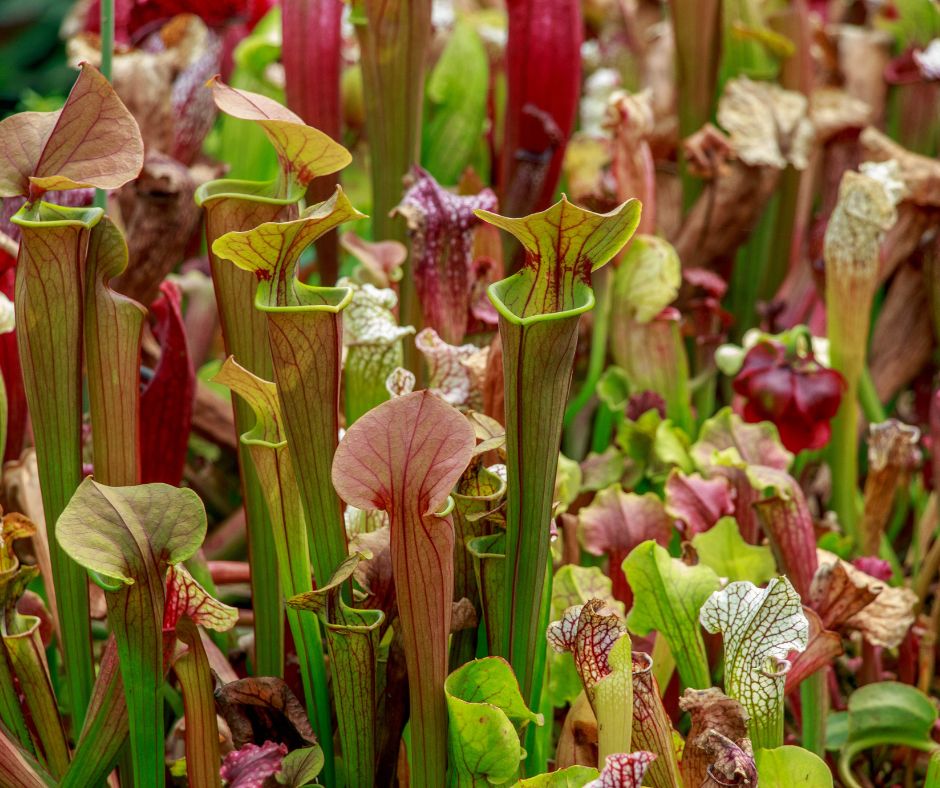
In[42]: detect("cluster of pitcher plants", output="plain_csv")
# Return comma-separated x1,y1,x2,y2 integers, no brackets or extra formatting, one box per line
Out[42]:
0,0,939,785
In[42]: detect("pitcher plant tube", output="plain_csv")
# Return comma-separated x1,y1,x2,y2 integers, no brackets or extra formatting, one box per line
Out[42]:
195,76,351,675
477,195,641,702
0,62,144,729
332,390,475,786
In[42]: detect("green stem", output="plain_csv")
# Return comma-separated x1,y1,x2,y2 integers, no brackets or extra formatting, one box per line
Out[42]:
563,267,611,429
692,369,716,432
727,193,779,337
353,0,432,368
523,561,552,776
829,379,860,545
670,0,720,211
927,750,940,787
197,183,296,678
500,313,579,701
800,669,827,757
214,360,336,786
858,367,886,424
93,0,114,212
591,404,616,454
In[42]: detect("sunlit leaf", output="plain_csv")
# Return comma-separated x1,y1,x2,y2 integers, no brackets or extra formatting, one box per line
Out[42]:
755,746,832,787
421,22,490,185
837,682,939,787
0,64,143,200
517,764,599,785
624,540,719,689
691,516,776,585
209,77,351,196
445,657,541,785
275,746,325,788
610,235,681,323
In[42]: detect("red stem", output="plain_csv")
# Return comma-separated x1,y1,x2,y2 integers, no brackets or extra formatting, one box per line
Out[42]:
282,0,344,285
500,0,582,220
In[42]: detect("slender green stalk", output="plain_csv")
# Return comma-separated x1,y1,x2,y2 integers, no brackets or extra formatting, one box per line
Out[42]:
332,392,475,787
670,0,720,210
3,615,70,779
93,0,114,211
173,620,221,788
468,533,508,657
84,216,144,487
859,367,886,424
927,750,940,787
198,78,352,673
0,722,52,788
0,651,31,758
450,460,506,671
728,194,779,337
563,267,611,429
631,654,683,788
57,481,209,788
196,182,297,678
829,394,861,542
800,670,827,757
523,562,553,776
353,0,432,361
214,359,335,787
60,639,126,788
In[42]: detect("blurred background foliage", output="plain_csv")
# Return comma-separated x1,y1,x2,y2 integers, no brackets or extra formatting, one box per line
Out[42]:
0,0,74,112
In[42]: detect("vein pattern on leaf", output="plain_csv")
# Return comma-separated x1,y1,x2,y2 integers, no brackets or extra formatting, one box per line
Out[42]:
478,196,641,320
700,578,808,747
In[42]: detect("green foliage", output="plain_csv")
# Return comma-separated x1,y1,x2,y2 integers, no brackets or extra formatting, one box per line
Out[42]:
837,682,940,788
691,516,777,584
422,21,489,184
445,657,542,785
624,540,719,689
755,746,832,787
